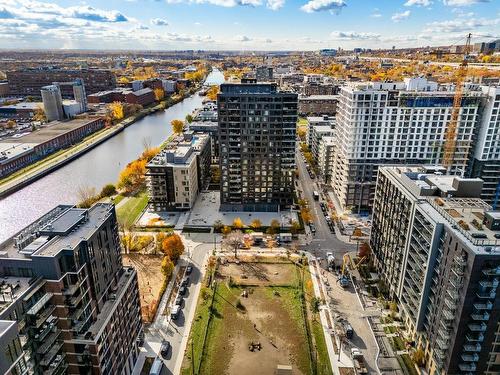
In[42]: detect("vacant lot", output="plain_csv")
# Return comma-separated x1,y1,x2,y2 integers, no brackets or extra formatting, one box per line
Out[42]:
223,261,297,286
123,253,164,322
182,258,331,375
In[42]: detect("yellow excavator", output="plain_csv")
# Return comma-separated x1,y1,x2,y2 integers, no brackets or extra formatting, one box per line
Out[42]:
338,253,350,288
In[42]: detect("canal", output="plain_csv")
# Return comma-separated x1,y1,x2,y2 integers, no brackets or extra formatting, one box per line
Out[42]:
0,68,225,242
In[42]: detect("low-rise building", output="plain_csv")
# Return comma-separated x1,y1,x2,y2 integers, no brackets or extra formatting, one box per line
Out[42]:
87,87,155,106
0,102,42,119
146,132,211,211
298,95,338,116
0,82,10,97
371,165,500,375
0,117,104,178
0,203,143,375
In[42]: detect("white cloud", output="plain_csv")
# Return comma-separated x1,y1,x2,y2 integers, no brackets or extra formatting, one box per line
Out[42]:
405,0,431,6
165,0,262,7
443,0,489,6
301,0,346,14
423,17,499,33
391,10,410,22
234,35,251,41
267,0,284,10
151,18,168,26
330,31,380,40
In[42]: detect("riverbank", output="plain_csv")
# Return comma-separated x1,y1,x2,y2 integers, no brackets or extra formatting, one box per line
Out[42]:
0,86,202,199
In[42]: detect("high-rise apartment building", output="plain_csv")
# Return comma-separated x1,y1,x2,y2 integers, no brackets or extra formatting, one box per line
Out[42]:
0,203,143,374
371,165,500,375
218,82,297,211
470,86,500,205
7,68,116,97
332,78,485,213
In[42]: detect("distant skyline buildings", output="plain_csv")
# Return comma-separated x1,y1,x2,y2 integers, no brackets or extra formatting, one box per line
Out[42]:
0,0,498,50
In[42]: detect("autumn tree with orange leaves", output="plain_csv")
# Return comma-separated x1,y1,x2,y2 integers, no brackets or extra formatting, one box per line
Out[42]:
161,233,185,262
171,119,184,134
117,159,147,192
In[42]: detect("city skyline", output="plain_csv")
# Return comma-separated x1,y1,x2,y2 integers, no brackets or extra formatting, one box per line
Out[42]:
0,0,499,50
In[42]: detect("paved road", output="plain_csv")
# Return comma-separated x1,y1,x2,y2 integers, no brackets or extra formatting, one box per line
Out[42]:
140,239,212,374
296,152,356,261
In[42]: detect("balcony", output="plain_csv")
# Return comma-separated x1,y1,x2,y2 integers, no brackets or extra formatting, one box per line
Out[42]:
471,312,490,321
476,291,496,299
468,323,487,332
482,267,500,276
458,363,476,372
466,333,484,342
444,297,458,311
463,344,481,352
473,302,493,310
479,279,499,288
447,289,460,302
442,308,455,321
461,353,479,362
436,337,448,350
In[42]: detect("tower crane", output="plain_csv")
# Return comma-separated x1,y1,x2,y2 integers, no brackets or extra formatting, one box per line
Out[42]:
442,33,472,173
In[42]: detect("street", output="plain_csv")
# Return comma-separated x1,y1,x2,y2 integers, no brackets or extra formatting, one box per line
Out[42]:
295,150,357,259
136,235,213,375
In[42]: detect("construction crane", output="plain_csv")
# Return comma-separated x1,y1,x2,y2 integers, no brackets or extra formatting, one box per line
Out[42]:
338,253,350,288
442,33,472,173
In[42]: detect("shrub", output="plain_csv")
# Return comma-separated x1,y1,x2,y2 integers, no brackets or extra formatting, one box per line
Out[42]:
100,183,117,197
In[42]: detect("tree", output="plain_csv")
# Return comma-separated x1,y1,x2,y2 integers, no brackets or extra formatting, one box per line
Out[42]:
109,101,124,121
161,233,185,262
5,119,16,129
77,185,98,208
185,114,193,123
139,146,160,162
290,220,301,235
267,219,281,235
33,105,46,122
206,85,220,101
213,220,224,232
222,226,232,235
100,183,117,198
155,232,169,255
161,256,175,278
154,88,165,101
117,159,147,192
352,227,363,238
297,127,306,141
171,119,184,134
358,242,371,258
412,348,425,367
210,166,221,184
222,230,244,257
250,219,262,230
300,208,312,224
233,217,244,229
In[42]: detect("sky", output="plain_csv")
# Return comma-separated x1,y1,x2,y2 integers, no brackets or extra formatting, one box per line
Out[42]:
0,0,498,50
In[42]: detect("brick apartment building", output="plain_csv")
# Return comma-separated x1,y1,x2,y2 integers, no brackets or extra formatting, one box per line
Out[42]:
7,68,116,97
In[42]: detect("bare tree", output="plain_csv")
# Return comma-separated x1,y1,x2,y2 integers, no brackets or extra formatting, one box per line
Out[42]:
142,137,152,151
222,230,244,258
76,185,98,208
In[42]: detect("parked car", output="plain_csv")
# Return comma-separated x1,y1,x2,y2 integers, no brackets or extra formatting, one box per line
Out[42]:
186,265,193,275
181,277,190,287
171,305,180,320
175,295,183,306
179,286,187,296
160,340,171,357
309,223,316,234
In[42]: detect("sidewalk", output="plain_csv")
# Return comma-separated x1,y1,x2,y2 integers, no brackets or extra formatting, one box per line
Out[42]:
308,256,353,375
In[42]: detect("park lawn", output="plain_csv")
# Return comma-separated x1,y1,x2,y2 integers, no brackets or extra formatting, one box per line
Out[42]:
302,266,333,375
116,190,148,227
182,261,316,375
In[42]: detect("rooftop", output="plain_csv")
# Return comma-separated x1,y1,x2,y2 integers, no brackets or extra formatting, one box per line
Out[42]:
300,95,339,100
0,204,113,260
0,102,42,110
0,118,102,146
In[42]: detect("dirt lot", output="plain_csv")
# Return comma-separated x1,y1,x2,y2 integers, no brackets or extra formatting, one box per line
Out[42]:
221,261,297,286
184,260,314,375
123,253,164,322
